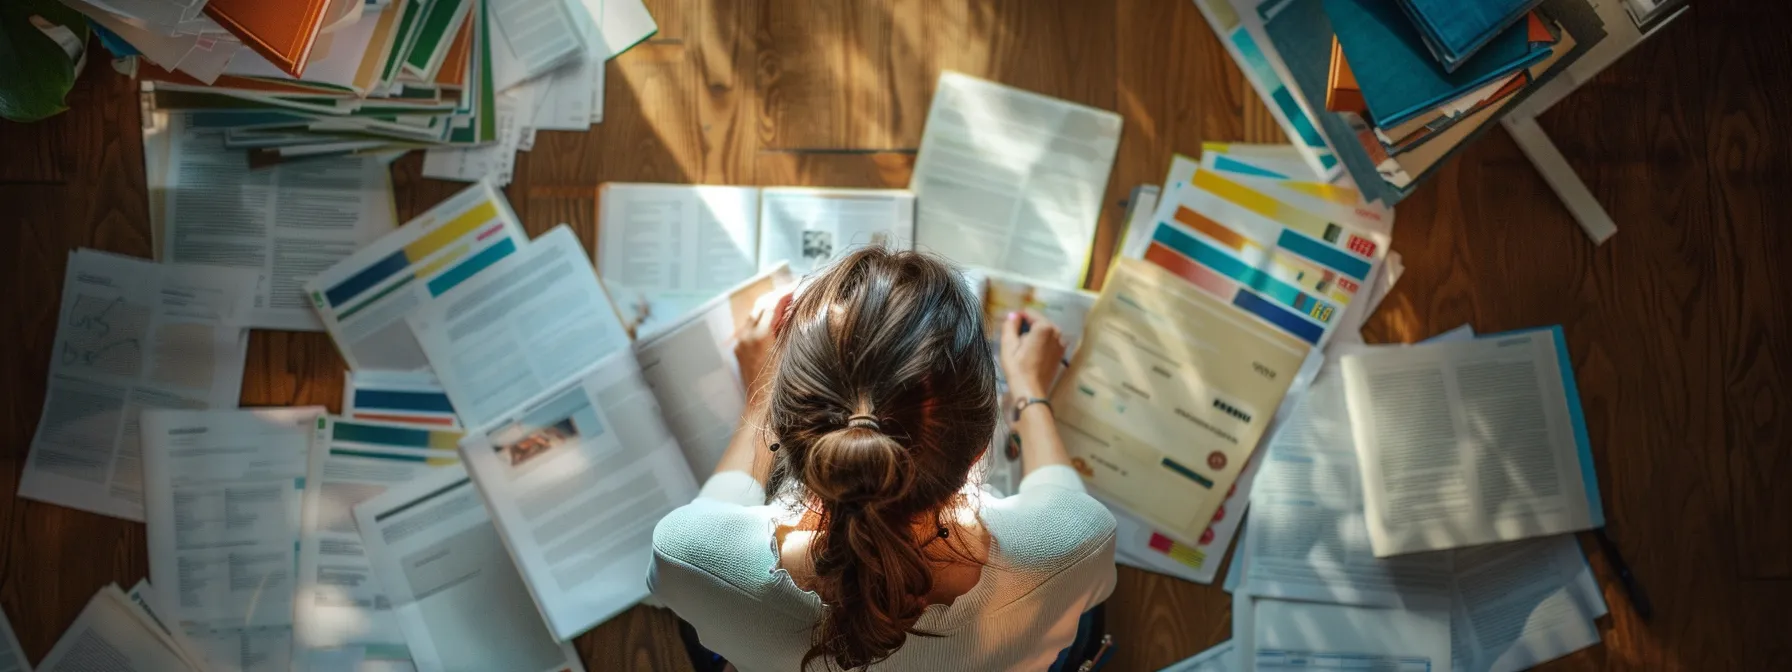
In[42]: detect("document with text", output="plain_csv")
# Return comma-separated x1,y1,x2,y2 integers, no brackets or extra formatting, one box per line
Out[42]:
343,369,462,428
1343,326,1603,556
152,111,398,331
459,351,700,640
910,72,1122,288
36,585,202,672
355,465,584,672
406,225,632,430
141,407,323,672
637,264,794,478
295,417,464,670
1050,257,1309,546
0,602,25,672
758,188,916,277
307,180,531,372
20,249,255,522
1449,535,1605,672
597,183,762,336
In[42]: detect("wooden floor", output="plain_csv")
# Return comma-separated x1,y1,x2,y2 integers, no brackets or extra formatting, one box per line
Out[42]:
3,0,1789,669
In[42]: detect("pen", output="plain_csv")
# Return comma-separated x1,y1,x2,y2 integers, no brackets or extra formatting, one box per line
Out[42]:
1594,527,1652,622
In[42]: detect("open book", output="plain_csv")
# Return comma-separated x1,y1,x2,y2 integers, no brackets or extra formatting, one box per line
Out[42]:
597,183,914,337
1342,326,1603,556
636,264,795,478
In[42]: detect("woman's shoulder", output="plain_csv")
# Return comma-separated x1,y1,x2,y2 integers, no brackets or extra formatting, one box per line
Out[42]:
651,474,786,592
981,467,1117,571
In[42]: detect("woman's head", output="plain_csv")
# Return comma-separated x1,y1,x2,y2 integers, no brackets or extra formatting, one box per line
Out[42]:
763,247,998,670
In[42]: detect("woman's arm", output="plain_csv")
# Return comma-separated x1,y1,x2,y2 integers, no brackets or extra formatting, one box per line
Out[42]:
1000,311,1073,474
709,291,789,485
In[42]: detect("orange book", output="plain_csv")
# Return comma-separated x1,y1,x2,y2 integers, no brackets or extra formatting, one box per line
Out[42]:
204,0,334,78
1326,37,1366,114
434,18,475,89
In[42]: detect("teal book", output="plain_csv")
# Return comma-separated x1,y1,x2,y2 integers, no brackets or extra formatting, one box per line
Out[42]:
1397,0,1545,72
1324,0,1547,128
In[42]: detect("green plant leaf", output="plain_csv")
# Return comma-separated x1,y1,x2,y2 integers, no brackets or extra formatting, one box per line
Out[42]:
0,0,91,123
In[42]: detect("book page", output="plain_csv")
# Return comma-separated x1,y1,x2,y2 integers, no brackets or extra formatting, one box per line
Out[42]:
1050,258,1309,546
344,370,461,428
354,465,584,672
1449,535,1604,672
19,250,256,522
597,183,761,337
1342,327,1599,556
910,72,1122,288
141,407,323,672
406,225,632,431
306,180,529,372
123,580,211,672
636,264,794,478
1249,596,1451,672
295,418,463,669
459,351,699,640
488,0,589,91
757,188,915,276
156,112,398,331
37,586,199,672
968,269,1097,497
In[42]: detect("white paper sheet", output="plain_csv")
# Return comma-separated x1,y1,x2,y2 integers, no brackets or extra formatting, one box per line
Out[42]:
488,0,589,92
1244,595,1452,672
406,225,632,431
19,249,254,522
572,0,655,60
141,407,323,672
757,188,915,276
0,602,27,672
458,351,699,640
151,112,399,331
354,465,585,672
37,585,201,672
636,264,794,478
306,180,530,372
1342,327,1602,556
123,580,212,672
597,184,761,337
1450,536,1604,672
909,72,1122,288
423,94,523,186
295,417,463,670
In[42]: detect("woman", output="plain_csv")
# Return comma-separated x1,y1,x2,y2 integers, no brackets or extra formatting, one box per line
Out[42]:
650,248,1117,671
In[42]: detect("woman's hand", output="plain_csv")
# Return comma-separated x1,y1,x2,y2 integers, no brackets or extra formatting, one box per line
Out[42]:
735,290,792,399
1000,311,1068,400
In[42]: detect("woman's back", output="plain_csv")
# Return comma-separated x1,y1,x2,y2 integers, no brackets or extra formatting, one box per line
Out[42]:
650,468,1116,671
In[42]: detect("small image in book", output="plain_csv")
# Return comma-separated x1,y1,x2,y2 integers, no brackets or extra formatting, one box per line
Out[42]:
802,230,834,262
498,417,579,467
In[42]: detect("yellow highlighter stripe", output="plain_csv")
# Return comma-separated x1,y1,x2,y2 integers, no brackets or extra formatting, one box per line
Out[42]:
1192,169,1335,241
413,243,470,279
406,200,498,262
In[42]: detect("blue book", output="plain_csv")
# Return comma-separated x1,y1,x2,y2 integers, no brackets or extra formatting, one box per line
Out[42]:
1398,0,1545,71
1324,0,1548,129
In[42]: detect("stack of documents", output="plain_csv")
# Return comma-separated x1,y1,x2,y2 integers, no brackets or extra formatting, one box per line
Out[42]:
1226,325,1611,672
73,0,659,181
36,582,209,671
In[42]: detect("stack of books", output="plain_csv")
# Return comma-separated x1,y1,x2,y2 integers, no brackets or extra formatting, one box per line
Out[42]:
68,0,656,179
1324,0,1573,191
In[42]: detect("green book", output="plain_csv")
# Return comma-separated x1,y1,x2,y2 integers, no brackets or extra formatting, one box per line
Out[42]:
403,0,471,80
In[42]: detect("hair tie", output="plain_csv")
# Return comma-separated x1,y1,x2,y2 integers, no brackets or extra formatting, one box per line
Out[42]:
845,414,881,431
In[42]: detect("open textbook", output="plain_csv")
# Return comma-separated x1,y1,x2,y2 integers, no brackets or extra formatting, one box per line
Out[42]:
295,418,464,669
910,72,1122,288
1051,257,1309,547
19,249,255,522
307,180,531,372
1342,326,1603,556
637,264,795,478
405,225,633,431
36,584,205,672
144,111,399,331
354,465,585,672
343,370,461,427
141,407,324,672
597,183,914,337
457,349,700,640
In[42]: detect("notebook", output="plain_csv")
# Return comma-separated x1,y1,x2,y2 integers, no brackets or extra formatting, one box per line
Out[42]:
1396,0,1546,72
1325,0,1550,128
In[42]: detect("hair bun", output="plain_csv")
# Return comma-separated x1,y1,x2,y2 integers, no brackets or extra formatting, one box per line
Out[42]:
804,423,905,507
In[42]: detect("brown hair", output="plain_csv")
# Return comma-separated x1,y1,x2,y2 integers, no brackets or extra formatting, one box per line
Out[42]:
763,247,998,670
